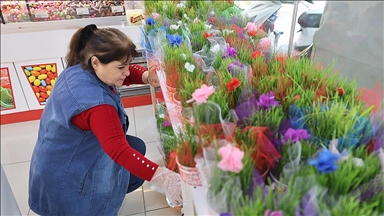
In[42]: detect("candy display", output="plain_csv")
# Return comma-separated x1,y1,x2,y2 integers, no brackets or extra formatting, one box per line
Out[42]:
27,0,66,22
99,0,125,17
0,68,15,110
1,1,31,23
63,1,101,20
21,63,58,105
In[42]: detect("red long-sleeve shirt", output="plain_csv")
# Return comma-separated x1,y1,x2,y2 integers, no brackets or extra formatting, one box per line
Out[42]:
71,65,159,181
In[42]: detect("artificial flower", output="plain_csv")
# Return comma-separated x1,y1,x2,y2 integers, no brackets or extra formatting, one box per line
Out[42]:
228,60,244,75
265,209,284,216
152,13,160,20
210,44,220,54
183,14,190,20
258,92,279,110
158,114,165,119
180,53,187,60
283,128,311,143
166,34,183,47
187,84,215,105
205,24,212,29
309,149,340,174
193,17,199,23
177,20,182,26
204,31,214,38
248,30,258,37
163,18,171,27
184,62,195,72
209,17,215,23
337,87,344,96
163,121,172,127
294,95,300,101
176,3,185,8
217,143,244,173
251,50,262,59
223,46,237,58
145,17,156,26
226,77,241,93
170,24,180,30
329,139,364,167
258,37,271,52
244,22,257,33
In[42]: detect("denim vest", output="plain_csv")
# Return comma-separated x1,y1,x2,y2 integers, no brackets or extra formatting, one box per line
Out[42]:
29,65,130,216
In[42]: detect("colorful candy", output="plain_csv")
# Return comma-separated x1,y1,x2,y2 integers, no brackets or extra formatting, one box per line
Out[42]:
1,1,31,23
22,63,58,105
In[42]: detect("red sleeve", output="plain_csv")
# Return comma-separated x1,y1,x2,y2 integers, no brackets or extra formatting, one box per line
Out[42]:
123,64,147,86
71,105,159,181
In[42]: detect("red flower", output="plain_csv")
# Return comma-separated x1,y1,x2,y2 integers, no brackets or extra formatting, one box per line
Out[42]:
337,87,344,96
248,30,258,37
227,0,233,4
204,31,213,38
226,77,241,93
251,50,262,59
294,95,300,101
275,56,286,64
209,17,215,23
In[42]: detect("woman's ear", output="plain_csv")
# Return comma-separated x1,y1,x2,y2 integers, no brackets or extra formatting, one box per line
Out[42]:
91,56,100,71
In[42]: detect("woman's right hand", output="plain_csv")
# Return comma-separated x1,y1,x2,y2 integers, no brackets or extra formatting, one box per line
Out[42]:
148,167,183,207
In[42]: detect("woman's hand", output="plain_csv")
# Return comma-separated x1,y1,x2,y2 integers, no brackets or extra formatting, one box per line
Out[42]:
143,65,160,87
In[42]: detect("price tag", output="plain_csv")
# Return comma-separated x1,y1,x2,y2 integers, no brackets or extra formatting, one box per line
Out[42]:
111,6,124,13
35,10,49,18
76,8,90,15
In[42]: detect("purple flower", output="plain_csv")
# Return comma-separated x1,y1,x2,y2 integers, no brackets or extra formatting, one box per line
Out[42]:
309,149,340,174
265,209,284,216
223,46,237,58
220,213,233,216
283,128,311,143
257,92,279,110
163,121,172,127
228,60,244,75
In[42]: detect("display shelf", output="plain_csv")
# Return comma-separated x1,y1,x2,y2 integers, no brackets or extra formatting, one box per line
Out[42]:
13,58,64,110
0,63,29,115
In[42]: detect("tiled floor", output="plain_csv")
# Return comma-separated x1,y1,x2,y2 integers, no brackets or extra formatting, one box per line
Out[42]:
1,104,182,216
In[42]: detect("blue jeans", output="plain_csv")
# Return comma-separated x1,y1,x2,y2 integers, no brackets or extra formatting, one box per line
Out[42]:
125,135,146,193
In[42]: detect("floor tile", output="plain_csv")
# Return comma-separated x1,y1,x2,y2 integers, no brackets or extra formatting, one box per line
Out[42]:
1,120,39,165
133,105,160,143
2,162,31,216
125,108,136,136
142,182,170,212
145,207,182,216
28,209,38,215
118,187,145,216
128,213,146,216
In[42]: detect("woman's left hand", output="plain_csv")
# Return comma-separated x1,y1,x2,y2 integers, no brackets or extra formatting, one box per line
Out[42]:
145,65,160,87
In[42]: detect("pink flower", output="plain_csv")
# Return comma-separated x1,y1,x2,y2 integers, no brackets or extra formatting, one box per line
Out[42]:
194,17,199,23
217,144,244,173
152,13,160,20
243,22,257,33
187,84,215,105
265,209,284,216
258,37,271,52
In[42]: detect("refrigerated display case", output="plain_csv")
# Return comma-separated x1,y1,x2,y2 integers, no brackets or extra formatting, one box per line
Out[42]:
1,1,31,23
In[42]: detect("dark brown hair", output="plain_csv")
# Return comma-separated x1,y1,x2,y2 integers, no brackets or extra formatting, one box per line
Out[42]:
66,25,138,72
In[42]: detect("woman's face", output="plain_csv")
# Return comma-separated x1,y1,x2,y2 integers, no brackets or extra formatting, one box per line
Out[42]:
91,56,132,87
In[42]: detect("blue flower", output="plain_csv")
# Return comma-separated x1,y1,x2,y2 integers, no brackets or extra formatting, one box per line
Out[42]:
145,17,156,26
309,149,340,174
166,34,183,48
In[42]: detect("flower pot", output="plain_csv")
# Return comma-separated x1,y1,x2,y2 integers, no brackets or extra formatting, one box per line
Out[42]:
176,156,202,186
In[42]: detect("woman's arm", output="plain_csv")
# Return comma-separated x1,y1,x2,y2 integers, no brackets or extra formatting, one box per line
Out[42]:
123,64,148,86
71,104,158,181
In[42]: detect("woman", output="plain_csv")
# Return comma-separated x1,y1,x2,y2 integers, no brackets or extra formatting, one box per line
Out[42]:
28,24,182,215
